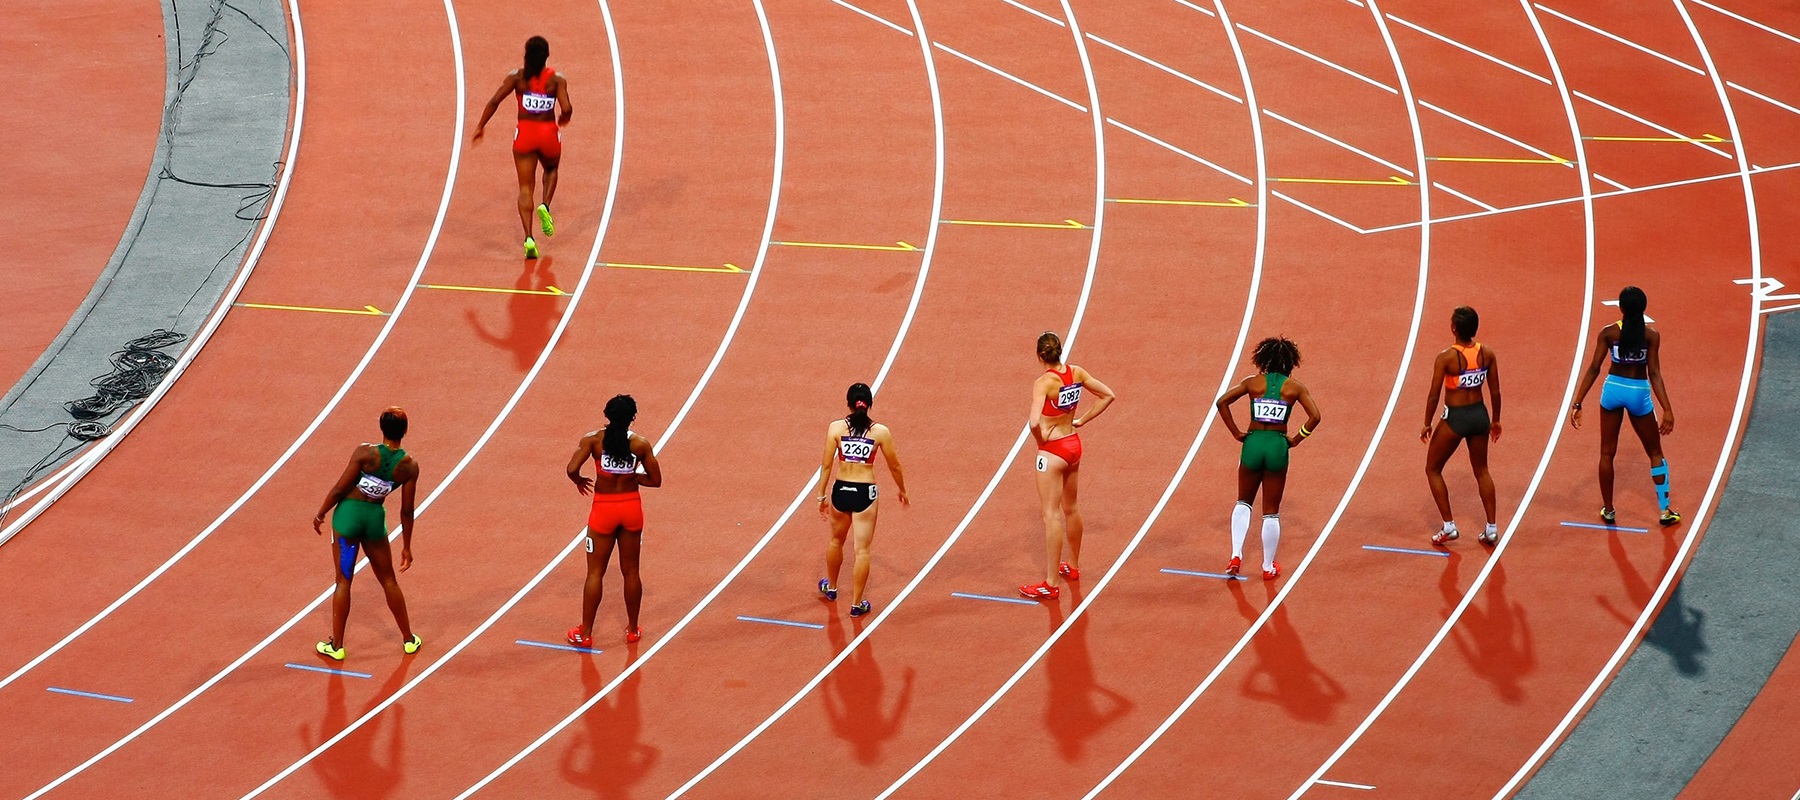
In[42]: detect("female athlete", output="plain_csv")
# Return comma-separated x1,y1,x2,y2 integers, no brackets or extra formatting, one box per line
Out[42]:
815,383,910,617
566,395,662,647
311,408,421,660
473,35,572,259
1422,306,1504,546
1569,286,1680,526
1021,331,1116,601
1214,336,1322,580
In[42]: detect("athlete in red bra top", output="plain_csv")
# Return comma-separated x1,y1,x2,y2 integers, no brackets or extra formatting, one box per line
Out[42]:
1021,331,1116,601
564,395,662,648
473,36,573,259
1422,306,1503,546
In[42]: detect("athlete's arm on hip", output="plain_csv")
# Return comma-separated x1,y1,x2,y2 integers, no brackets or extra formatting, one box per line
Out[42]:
1071,365,1115,428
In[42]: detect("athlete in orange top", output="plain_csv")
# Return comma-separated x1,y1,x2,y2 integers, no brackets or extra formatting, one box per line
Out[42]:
473,36,572,259
1421,306,1503,546
565,395,662,647
1021,331,1116,601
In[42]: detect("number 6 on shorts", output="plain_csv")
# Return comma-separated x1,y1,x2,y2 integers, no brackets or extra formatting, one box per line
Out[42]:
1035,454,1048,472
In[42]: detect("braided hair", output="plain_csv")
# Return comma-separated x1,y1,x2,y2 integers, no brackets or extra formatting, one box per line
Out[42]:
1617,286,1648,353
523,36,549,82
601,394,636,461
1251,336,1300,376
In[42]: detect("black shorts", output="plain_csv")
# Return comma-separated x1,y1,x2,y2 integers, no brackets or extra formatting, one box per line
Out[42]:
831,480,877,514
1443,401,1491,438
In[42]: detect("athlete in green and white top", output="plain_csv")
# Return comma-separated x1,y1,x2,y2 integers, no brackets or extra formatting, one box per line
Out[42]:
1214,337,1321,581
311,407,421,661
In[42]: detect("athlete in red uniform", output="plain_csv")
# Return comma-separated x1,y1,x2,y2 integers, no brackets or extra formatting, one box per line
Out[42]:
565,395,661,647
473,36,572,259
1021,331,1116,601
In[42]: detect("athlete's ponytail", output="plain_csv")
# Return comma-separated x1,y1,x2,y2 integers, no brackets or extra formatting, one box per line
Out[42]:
523,36,549,82
1618,286,1647,353
846,383,873,437
602,394,635,461
1037,331,1063,365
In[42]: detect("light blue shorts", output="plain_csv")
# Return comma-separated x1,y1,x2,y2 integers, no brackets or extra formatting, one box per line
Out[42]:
1600,375,1654,418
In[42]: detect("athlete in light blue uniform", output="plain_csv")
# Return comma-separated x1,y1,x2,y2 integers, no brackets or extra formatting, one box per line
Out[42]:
1570,286,1680,526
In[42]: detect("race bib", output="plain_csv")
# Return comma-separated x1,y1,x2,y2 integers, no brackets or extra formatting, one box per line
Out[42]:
1250,398,1290,423
839,436,875,463
521,92,555,113
584,536,594,554
599,452,637,474
1055,383,1084,411
355,473,395,499
1035,454,1048,472
1455,368,1488,389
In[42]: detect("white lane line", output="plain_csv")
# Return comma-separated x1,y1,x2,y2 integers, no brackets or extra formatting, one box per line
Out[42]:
1534,3,1705,75
832,0,912,36
1264,109,1415,176
1433,181,1499,211
1728,80,1800,117
1574,90,1734,158
665,0,1106,793
1170,0,1217,17
1417,100,1573,170
1497,3,1764,795
1237,23,1397,94
876,0,1269,791
1085,0,1436,791
1691,0,1800,46
1386,13,1549,84
1316,779,1377,791
1001,0,1064,27
934,42,1086,111
1292,0,1600,792
1105,118,1251,184
1270,190,1374,234
453,0,945,794
1086,33,1242,103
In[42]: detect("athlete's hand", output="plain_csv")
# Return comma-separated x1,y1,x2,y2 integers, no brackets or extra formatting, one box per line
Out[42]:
1660,410,1675,435
898,490,911,508
817,497,831,520
1420,423,1434,443
1073,417,1086,429
570,474,593,495
471,127,485,144
312,515,325,535
1490,421,1503,442
1232,430,1247,443
1568,406,1583,429
399,546,413,572
1287,433,1303,448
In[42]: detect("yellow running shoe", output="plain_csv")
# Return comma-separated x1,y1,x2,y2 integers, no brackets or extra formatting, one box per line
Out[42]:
536,203,554,237
524,236,539,259
403,634,423,654
316,640,345,661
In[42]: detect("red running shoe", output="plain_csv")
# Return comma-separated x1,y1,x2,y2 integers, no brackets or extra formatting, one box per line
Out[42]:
1262,562,1281,581
1058,561,1080,581
567,626,593,648
1019,581,1061,601
1225,556,1242,576
624,626,643,644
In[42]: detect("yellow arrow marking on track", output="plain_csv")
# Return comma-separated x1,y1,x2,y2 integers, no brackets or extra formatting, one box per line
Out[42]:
1107,197,1253,207
1584,133,1727,143
419,283,568,296
598,261,745,274
771,240,919,252
939,218,1091,229
1428,155,1571,165
234,302,387,316
1273,176,1413,186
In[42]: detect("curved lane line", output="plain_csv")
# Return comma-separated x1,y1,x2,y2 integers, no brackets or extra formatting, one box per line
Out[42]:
1495,3,1764,795
1291,0,1601,793
664,0,1105,795
1083,0,1437,793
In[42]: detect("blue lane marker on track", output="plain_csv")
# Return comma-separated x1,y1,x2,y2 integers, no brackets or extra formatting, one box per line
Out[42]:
516,639,602,655
951,591,1041,606
46,687,134,704
1362,544,1451,558
1161,567,1249,582
284,662,374,679
1560,520,1650,534
736,615,825,630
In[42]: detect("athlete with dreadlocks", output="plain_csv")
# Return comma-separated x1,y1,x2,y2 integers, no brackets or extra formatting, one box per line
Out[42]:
1021,331,1117,601
565,395,662,647
312,407,422,661
1423,306,1504,546
1214,336,1322,580
815,383,910,618
473,35,573,259
1569,286,1680,526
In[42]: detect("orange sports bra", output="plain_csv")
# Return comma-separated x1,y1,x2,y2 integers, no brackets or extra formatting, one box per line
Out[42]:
1042,365,1083,417
1443,342,1488,390
518,68,556,116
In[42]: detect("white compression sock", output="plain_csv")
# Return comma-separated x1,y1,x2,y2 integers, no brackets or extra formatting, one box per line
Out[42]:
1261,514,1281,571
1231,502,1251,558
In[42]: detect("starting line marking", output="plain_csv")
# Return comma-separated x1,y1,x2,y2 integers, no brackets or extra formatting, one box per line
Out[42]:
598,261,745,274
736,615,825,630
1273,176,1412,186
771,240,919,252
1315,778,1377,791
234,302,386,316
1161,567,1249,581
419,283,567,296
46,687,134,704
1560,521,1651,534
951,591,1041,606
1429,155,1571,165
939,218,1091,229
284,662,373,679
1108,197,1252,207
515,639,602,654
1362,544,1451,558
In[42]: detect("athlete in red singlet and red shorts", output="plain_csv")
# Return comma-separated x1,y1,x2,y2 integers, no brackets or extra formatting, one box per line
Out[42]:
565,395,661,647
1021,331,1116,601
473,36,572,260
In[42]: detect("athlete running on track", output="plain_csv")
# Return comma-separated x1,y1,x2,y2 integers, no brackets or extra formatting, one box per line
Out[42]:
1422,306,1503,546
566,395,661,647
472,35,571,260
1214,336,1322,581
311,407,421,661
1569,286,1681,526
815,383,909,618
1021,331,1116,601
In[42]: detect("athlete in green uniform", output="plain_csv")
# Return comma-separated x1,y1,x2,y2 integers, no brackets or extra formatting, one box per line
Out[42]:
1214,337,1321,580
311,407,422,660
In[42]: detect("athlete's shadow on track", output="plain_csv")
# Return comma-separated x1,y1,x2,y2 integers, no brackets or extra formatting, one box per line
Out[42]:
466,257,564,372
1233,582,1346,723
1599,529,1706,676
1044,583,1133,761
1439,554,1536,703
821,612,915,764
560,654,659,798
300,665,410,798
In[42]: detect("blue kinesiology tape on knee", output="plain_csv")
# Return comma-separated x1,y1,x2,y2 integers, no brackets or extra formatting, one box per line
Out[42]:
338,538,358,580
